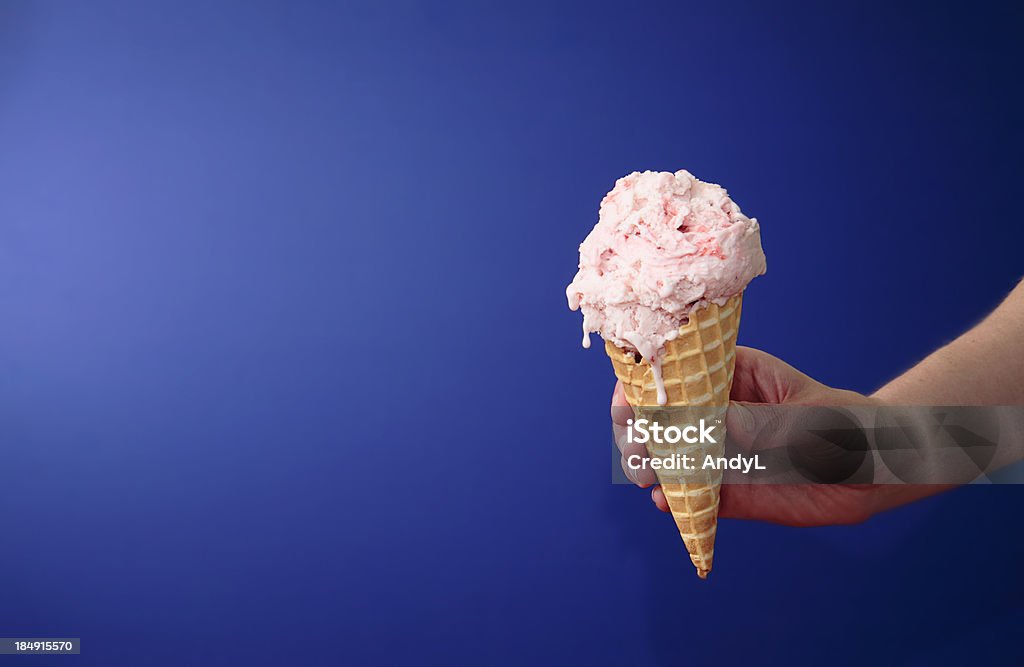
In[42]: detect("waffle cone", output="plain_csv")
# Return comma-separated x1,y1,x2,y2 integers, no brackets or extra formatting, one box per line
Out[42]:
606,293,743,579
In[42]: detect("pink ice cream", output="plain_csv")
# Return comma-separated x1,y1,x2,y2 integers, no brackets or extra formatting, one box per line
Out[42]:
566,170,766,402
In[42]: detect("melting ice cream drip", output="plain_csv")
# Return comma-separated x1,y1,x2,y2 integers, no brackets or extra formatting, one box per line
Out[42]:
649,353,667,406
622,341,669,407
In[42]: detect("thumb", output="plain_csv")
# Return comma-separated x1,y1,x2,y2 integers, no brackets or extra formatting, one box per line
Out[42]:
731,346,818,404
725,400,791,455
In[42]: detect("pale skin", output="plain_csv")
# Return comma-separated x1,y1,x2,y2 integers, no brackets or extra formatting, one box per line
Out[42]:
613,279,1024,527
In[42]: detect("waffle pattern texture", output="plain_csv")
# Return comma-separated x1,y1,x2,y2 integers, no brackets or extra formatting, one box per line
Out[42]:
605,294,742,578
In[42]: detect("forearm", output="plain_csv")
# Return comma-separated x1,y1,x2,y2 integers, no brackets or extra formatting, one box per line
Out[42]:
867,280,1024,514
873,279,1024,406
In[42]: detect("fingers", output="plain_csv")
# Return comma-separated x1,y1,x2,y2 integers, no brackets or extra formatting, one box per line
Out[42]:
650,485,669,512
619,445,657,487
724,401,759,454
610,381,632,425
650,485,777,518
612,381,656,486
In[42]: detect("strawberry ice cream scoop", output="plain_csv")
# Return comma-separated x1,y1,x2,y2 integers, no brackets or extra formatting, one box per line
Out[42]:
566,170,766,369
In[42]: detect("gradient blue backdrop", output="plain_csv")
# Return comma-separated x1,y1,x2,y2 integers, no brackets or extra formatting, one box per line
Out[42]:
1,1,1022,665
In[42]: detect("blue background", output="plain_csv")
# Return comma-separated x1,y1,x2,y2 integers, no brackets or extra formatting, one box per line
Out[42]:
1,1,1022,664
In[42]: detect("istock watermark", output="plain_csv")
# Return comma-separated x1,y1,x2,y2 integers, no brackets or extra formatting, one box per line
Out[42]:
624,418,766,474
611,405,1024,485
625,418,718,445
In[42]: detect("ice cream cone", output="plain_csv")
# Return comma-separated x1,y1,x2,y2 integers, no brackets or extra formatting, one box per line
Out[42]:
605,293,743,579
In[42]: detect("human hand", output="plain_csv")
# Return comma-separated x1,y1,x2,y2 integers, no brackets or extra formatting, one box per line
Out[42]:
613,346,884,527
